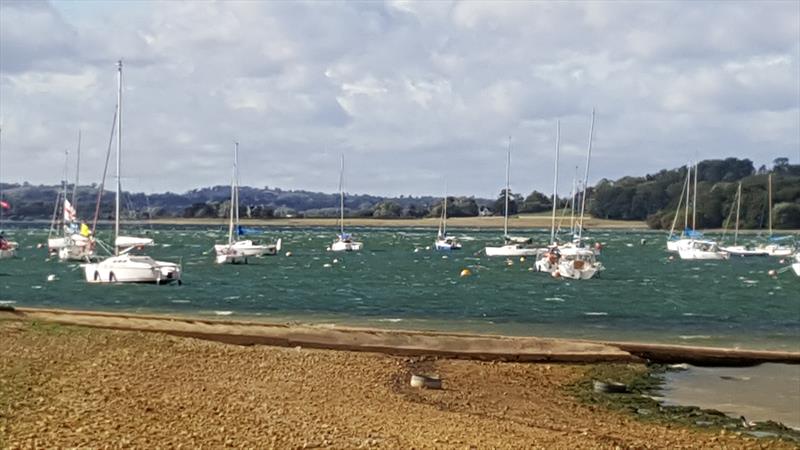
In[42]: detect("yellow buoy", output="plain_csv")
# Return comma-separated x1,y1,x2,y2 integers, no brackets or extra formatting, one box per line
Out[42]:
519,256,526,262
460,268,472,278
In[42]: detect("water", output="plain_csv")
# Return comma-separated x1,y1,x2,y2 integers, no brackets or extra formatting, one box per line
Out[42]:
661,363,800,429
1,225,798,351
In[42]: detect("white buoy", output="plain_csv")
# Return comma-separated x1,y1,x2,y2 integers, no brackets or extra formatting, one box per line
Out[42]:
768,269,777,277
414,248,419,253
285,251,292,257
46,274,57,282
519,256,526,262
442,255,448,259
425,246,431,250
323,263,332,268
333,258,339,264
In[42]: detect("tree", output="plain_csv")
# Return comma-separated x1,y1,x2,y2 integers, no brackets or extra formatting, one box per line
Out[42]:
520,191,552,213
493,189,520,216
372,201,402,218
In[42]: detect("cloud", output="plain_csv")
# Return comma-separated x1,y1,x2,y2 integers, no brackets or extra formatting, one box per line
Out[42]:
0,0,798,197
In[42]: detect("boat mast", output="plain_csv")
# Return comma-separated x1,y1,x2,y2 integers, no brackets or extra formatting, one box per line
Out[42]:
72,130,81,216
441,181,447,238
734,182,742,246
668,167,688,240
549,120,560,244
768,173,773,237
684,163,690,232
504,136,510,238
570,166,577,236
234,141,240,236
692,161,698,231
339,153,345,236
0,126,3,230
61,148,69,236
577,109,595,242
115,60,122,255
227,142,236,246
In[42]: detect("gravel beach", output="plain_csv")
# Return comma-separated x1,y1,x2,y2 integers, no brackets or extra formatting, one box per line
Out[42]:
0,320,790,448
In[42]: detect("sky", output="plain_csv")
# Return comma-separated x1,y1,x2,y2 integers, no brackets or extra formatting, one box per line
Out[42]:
0,0,798,198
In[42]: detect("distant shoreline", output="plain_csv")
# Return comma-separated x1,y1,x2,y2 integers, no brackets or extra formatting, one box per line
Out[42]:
6,217,800,233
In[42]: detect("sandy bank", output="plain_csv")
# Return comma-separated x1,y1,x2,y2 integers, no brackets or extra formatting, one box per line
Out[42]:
2,319,793,448
3,307,798,366
148,215,648,229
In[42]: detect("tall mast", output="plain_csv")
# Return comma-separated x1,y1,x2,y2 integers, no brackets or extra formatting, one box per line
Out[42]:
692,161,698,230
442,181,447,237
0,126,3,229
504,136,510,238
72,130,81,214
684,163,690,232
549,120,560,244
115,60,122,255
228,142,237,245
339,153,345,236
668,167,688,240
234,141,240,231
577,108,595,242
61,148,69,235
768,173,773,237
734,182,741,245
570,166,577,235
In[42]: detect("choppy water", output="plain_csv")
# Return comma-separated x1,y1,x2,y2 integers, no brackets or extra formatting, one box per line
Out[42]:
1,225,798,351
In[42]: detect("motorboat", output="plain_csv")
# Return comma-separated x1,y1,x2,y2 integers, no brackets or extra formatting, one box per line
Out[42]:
677,239,729,260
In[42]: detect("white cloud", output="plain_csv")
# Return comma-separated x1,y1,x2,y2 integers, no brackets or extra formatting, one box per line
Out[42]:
0,0,798,197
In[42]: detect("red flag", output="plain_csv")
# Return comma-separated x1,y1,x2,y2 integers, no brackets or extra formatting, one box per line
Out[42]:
0,200,9,209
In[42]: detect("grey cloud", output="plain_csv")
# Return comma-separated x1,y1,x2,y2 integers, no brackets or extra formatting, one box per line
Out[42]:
0,0,798,198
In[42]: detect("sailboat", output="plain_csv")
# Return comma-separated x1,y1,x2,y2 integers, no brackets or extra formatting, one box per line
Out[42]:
82,60,181,284
214,142,281,264
756,173,795,257
553,111,604,279
536,121,563,274
676,162,728,260
666,164,691,252
485,137,540,257
329,154,362,252
58,131,96,261
720,183,767,257
46,151,71,254
434,186,461,251
0,126,17,259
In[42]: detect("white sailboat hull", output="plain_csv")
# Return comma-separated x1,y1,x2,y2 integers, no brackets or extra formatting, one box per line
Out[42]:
485,245,542,257
556,260,601,280
720,246,768,257
58,235,95,261
759,244,794,257
215,248,248,264
48,237,68,251
83,255,181,284
330,240,362,252
434,238,461,251
214,239,278,257
666,239,683,252
677,240,729,260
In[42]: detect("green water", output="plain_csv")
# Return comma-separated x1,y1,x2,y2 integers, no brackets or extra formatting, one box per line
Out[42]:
1,225,798,351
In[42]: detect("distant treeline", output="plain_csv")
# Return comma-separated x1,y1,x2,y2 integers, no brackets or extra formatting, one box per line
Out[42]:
2,157,798,229
589,158,800,229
